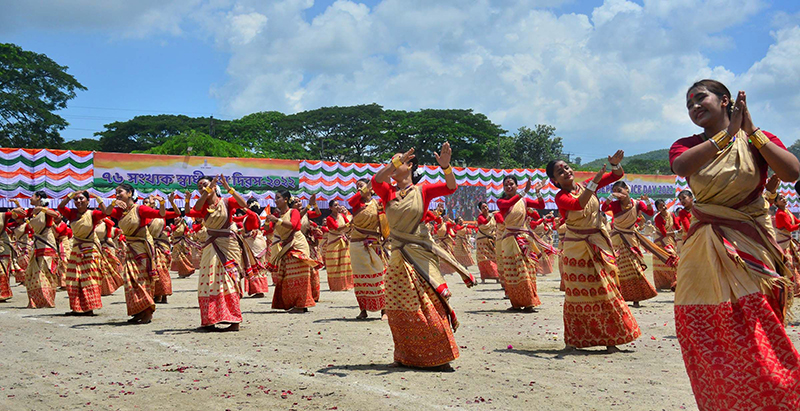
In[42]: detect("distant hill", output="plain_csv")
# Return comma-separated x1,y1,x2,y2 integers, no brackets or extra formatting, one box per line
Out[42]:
578,149,670,173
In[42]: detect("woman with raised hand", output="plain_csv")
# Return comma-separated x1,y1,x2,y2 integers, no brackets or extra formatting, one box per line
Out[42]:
185,176,254,331
547,151,641,352
496,176,545,312
294,195,322,302
600,185,667,307
0,206,24,301
652,199,679,290
170,196,196,279
22,192,61,308
104,183,168,324
57,191,114,315
325,200,354,291
475,201,500,283
94,217,124,296
670,79,800,409
234,198,270,298
348,178,387,320
145,194,181,304
452,217,476,268
267,190,321,313
774,192,800,295
372,142,475,371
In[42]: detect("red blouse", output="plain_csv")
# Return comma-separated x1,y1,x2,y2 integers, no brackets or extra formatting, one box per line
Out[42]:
654,213,678,237
232,209,261,232
497,195,545,217
108,205,170,228
555,172,623,212
371,178,457,223
775,209,799,232
58,207,107,225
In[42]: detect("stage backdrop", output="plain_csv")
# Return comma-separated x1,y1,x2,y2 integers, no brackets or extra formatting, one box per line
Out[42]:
1,148,798,213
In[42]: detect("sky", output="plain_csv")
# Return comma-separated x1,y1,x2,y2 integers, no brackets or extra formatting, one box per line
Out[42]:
3,0,800,162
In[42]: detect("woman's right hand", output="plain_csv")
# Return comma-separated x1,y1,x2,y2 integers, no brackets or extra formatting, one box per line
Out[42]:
593,164,607,183
727,90,746,137
115,200,128,210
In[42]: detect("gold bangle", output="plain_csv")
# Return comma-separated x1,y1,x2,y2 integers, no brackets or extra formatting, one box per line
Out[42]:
204,186,213,194
227,187,236,194
750,129,769,149
766,190,778,201
443,165,453,175
710,129,732,150
391,157,403,169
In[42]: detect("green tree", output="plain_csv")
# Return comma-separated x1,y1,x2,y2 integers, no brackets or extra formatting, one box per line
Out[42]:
96,114,227,153
379,109,506,167
498,125,563,169
63,138,101,151
139,130,250,158
0,43,86,148
281,104,384,163
225,111,308,159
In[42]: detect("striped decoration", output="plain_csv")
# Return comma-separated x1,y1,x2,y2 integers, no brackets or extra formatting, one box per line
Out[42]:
1,149,798,213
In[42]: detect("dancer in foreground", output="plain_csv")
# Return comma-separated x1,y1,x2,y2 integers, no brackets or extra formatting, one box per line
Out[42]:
670,79,800,410
372,142,475,371
547,150,641,352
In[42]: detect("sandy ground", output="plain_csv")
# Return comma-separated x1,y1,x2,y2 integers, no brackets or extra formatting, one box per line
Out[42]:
1,255,799,411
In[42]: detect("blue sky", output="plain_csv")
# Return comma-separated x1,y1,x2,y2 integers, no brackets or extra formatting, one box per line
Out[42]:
3,0,800,162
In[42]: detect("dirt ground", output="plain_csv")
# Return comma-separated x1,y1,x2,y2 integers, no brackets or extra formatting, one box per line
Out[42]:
2,255,799,411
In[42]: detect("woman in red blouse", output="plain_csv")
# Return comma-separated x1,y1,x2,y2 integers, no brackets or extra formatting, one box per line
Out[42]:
372,142,474,370
475,201,499,282
23,191,61,309
670,79,800,409
267,190,321,313
184,176,251,331
325,200,354,291
652,199,679,290
233,198,270,298
58,191,118,315
600,183,658,307
547,151,641,352
103,183,169,324
774,193,800,295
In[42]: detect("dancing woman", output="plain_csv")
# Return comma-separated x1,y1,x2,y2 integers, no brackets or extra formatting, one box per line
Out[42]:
496,176,545,312
57,191,116,315
23,192,60,308
348,179,387,320
94,217,125,296
186,176,254,331
547,150,641,351
670,80,800,409
0,208,22,301
475,202,500,283
325,201,354,291
104,183,169,324
144,195,181,304
774,192,800,295
372,142,475,370
295,198,322,302
267,190,320,313
452,217,475,268
170,206,196,278
600,186,664,307
652,200,679,290
234,198,270,298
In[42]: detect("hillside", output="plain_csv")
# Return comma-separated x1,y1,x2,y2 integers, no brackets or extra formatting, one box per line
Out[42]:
578,148,670,174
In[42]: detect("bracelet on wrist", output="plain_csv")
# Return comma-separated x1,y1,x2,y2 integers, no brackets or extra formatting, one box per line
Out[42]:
391,157,403,169
750,129,769,149
227,187,236,194
443,165,453,175
204,186,213,194
710,129,732,151
610,163,621,171
585,181,599,192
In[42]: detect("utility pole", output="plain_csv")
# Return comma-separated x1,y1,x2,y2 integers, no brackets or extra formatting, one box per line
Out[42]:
209,115,215,137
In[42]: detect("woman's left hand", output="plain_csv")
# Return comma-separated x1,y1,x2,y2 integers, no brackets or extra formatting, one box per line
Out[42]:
608,150,624,166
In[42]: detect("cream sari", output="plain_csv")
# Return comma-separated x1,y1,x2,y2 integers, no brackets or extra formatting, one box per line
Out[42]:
350,198,387,312
476,214,499,280
498,198,541,308
674,133,800,410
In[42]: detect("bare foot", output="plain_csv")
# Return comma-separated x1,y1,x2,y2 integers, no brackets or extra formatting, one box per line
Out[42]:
606,345,621,353
506,306,521,311
287,307,307,314
198,325,216,332
388,361,404,368
633,301,640,308
356,310,368,320
521,306,536,313
430,363,455,372
251,293,265,298
381,310,387,321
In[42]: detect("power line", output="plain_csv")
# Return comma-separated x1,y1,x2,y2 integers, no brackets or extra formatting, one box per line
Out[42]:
66,105,237,119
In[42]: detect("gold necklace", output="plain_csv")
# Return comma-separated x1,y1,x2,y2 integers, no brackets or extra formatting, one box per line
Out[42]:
397,183,414,198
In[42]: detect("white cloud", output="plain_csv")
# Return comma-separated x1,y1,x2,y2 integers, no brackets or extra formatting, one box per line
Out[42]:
6,0,800,157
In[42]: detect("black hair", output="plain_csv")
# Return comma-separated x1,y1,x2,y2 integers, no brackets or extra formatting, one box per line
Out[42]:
117,183,136,201
328,199,338,209
278,190,292,204
247,197,261,213
410,157,421,185
33,190,49,207
654,199,665,209
198,176,213,184
795,181,800,197
611,181,629,191
678,190,694,199
75,191,90,202
545,160,565,189
476,201,486,211
501,175,518,199
358,178,370,186
687,79,733,119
